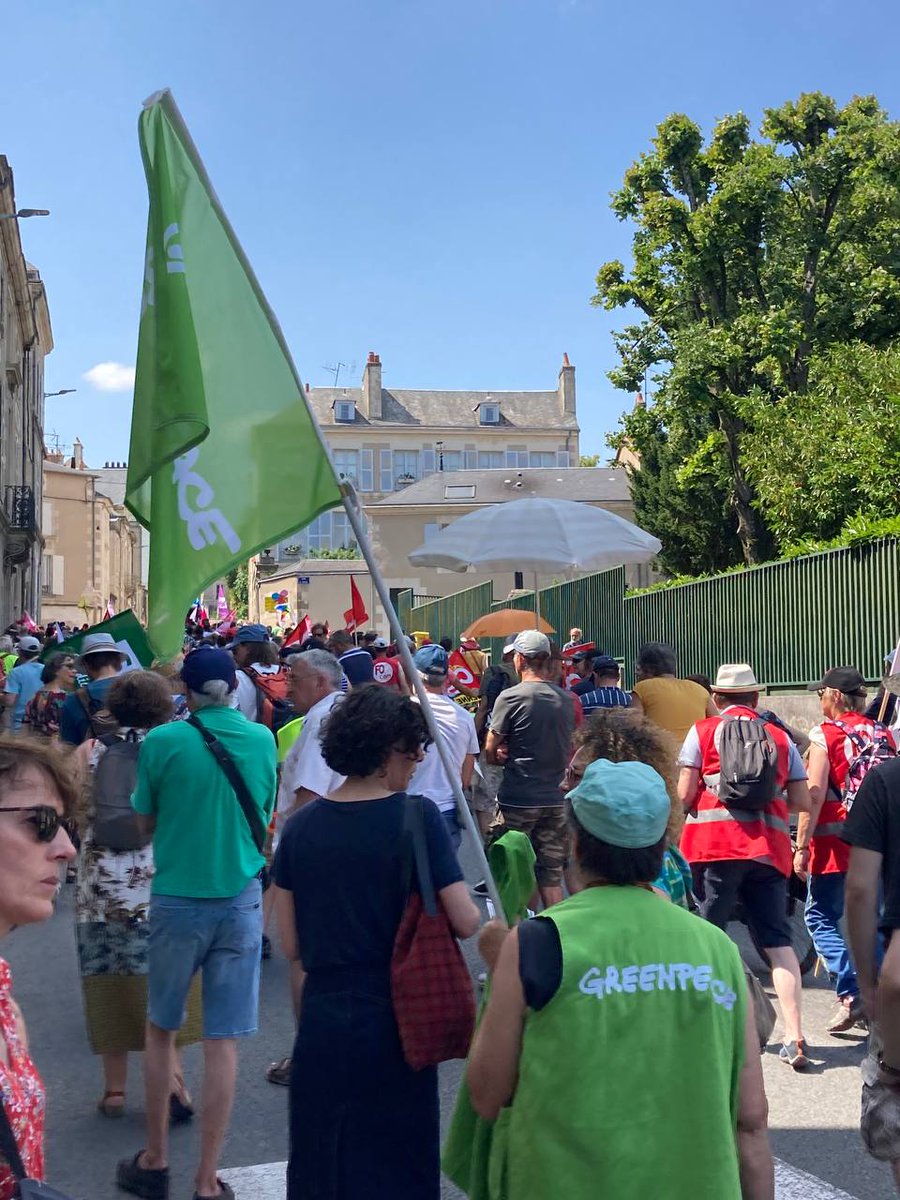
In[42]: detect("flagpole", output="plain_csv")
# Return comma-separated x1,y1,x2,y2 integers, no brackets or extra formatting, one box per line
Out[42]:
338,482,504,917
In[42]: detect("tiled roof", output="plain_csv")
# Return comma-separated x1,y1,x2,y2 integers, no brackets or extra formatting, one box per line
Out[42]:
308,387,578,432
373,467,629,507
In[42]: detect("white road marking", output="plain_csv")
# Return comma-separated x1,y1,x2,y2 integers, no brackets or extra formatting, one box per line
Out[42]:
221,1158,861,1199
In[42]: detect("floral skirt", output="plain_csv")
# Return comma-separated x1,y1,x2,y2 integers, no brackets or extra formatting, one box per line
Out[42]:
75,835,201,1054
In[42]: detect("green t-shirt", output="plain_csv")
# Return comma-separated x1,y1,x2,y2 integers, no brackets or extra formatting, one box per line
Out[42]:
132,706,277,898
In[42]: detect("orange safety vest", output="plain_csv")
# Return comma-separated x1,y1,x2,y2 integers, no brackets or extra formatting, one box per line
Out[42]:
812,715,897,876
680,706,794,877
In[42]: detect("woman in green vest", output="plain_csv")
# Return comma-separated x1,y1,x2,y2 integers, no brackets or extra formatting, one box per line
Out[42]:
467,758,774,1200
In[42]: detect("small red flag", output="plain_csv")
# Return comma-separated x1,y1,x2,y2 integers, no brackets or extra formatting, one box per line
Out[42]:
284,614,312,647
343,577,369,632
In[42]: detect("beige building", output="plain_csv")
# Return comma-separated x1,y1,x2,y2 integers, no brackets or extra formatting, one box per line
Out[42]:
250,467,639,633
41,441,147,627
0,157,53,628
259,352,584,628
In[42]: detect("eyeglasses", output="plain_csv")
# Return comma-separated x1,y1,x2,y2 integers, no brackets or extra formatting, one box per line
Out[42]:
0,805,79,847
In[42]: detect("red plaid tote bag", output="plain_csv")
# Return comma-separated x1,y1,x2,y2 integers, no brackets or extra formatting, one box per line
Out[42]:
391,795,476,1070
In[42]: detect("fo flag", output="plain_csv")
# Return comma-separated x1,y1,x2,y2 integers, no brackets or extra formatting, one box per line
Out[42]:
344,577,369,632
126,90,342,659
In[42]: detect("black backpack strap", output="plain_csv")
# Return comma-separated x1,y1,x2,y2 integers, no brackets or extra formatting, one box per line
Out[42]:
0,1093,27,1181
187,715,267,853
403,793,437,917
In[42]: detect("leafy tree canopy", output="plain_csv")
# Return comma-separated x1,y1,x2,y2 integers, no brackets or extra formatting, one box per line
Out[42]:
597,92,900,568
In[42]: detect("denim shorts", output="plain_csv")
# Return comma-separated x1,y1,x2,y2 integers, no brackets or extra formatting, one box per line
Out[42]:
148,877,263,1039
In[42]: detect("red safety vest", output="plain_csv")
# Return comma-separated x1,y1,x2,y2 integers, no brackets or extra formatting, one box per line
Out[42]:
812,715,897,875
680,706,794,877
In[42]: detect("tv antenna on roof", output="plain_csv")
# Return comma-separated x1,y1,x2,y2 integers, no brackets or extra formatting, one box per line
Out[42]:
323,360,356,388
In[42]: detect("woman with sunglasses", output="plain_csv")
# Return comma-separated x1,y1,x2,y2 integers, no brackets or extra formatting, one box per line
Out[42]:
0,735,78,1199
23,654,78,739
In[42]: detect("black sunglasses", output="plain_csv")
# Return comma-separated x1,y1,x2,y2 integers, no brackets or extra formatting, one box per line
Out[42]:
1,805,79,848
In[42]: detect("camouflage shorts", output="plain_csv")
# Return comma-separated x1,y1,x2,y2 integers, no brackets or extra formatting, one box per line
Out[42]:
499,804,570,888
861,1028,900,1163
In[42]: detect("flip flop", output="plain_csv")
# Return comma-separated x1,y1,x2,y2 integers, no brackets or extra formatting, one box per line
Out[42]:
97,1090,126,1118
193,1182,235,1200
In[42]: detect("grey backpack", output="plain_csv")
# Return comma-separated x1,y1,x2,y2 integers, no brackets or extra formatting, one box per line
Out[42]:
717,717,779,811
91,731,150,852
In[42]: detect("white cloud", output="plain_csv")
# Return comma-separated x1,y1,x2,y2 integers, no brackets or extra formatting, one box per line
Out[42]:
83,361,136,392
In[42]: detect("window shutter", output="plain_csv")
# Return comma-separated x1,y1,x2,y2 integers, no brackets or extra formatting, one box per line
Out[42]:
379,449,394,492
557,449,570,467
52,554,65,596
464,450,477,469
422,448,435,475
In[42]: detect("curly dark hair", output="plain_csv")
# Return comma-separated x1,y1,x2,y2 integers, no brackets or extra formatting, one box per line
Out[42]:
320,685,432,778
576,709,682,842
106,670,174,730
570,820,666,885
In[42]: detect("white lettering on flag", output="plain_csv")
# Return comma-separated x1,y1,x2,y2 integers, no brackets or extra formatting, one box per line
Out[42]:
173,448,241,554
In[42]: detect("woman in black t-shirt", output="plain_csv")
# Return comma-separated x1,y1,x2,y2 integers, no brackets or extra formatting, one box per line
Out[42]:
273,686,480,1200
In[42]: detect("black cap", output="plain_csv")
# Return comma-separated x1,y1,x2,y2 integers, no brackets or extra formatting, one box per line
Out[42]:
807,666,866,695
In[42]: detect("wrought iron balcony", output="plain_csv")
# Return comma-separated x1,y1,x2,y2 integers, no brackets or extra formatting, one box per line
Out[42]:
6,486,35,533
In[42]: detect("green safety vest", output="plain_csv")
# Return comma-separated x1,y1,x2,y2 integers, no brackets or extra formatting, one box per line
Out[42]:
489,886,746,1200
276,716,304,764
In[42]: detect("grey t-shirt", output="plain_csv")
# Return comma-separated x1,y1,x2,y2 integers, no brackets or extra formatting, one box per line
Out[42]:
489,680,574,807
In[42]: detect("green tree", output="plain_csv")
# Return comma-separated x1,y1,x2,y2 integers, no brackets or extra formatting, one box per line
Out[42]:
596,93,900,567
743,341,900,546
609,406,742,575
579,453,602,467
226,564,248,619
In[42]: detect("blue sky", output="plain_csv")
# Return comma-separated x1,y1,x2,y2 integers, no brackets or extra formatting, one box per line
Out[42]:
4,0,898,465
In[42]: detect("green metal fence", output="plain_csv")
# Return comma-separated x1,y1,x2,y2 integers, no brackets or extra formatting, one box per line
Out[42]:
405,581,495,643
623,538,900,691
401,538,900,692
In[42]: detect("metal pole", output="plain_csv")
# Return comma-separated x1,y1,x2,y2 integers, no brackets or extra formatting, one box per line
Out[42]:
339,482,504,916
534,571,541,627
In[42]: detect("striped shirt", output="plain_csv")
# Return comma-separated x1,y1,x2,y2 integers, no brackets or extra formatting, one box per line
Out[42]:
578,686,632,716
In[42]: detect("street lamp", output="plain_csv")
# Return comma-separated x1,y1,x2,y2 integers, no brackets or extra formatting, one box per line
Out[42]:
44,389,76,398
0,210,50,220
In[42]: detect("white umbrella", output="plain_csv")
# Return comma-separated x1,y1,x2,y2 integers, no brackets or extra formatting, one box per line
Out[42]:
409,497,661,621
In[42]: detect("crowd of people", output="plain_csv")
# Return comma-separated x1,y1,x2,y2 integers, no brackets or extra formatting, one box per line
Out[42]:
0,613,898,1198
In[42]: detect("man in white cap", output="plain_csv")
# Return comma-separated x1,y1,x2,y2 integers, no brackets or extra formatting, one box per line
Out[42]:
678,663,812,1070
59,632,127,745
2,635,44,731
486,630,574,909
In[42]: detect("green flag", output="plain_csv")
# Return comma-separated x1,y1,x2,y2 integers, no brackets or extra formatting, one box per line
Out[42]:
126,90,342,658
41,611,155,671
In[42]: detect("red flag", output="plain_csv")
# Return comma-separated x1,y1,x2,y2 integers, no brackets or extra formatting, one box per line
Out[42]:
20,612,38,633
343,577,369,632
284,614,312,647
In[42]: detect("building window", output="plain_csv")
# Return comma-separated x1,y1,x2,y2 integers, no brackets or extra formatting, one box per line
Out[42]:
441,451,462,472
305,513,330,553
506,450,528,468
333,449,359,486
478,451,503,469
331,511,358,552
360,448,374,492
528,451,556,468
479,403,500,425
334,400,355,423
557,449,570,467
393,450,419,486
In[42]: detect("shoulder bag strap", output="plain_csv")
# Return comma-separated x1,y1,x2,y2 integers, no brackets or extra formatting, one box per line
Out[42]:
0,1093,27,1181
408,794,438,918
187,715,266,853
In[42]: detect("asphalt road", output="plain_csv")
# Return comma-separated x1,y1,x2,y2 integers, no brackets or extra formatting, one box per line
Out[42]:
3,858,896,1199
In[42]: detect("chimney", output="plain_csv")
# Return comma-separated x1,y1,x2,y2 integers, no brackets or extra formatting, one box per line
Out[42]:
361,351,382,420
72,438,85,471
558,353,576,417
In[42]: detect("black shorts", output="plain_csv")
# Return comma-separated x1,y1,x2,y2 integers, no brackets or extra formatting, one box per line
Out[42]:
694,860,792,949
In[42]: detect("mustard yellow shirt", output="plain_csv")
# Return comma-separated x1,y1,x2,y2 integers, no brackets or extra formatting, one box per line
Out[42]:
632,676,710,744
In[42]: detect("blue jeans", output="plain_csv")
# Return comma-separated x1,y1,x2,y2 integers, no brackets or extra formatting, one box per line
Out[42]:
148,877,263,1038
805,873,857,1000
441,806,462,852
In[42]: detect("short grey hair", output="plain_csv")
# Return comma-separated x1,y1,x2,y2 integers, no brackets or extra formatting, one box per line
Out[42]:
297,648,343,690
188,679,234,708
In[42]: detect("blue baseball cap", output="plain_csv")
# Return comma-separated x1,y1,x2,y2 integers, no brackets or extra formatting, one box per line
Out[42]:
227,623,270,648
180,647,238,693
567,759,669,849
414,644,449,678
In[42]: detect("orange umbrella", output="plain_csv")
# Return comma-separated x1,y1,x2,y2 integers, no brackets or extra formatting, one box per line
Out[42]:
461,608,555,640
